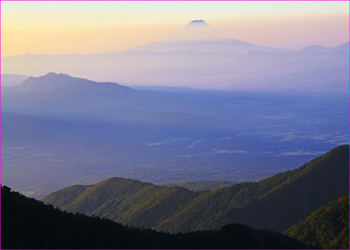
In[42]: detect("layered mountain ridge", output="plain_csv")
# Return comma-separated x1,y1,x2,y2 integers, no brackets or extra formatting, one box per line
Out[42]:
2,20,348,93
2,72,348,200
19,72,132,93
43,145,349,233
2,186,307,249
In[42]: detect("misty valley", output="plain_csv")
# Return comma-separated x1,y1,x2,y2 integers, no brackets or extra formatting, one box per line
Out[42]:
1,73,348,199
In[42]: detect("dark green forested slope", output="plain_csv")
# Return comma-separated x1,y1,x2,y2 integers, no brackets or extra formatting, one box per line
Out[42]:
43,145,349,233
1,186,307,249
43,177,199,229
284,195,349,249
162,181,234,192
163,144,349,233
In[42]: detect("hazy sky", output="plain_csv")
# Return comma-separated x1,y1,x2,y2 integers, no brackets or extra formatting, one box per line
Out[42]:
1,1,349,56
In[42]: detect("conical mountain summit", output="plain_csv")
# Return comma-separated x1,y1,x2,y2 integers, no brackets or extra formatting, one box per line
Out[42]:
187,19,208,25
128,19,275,53
164,19,229,42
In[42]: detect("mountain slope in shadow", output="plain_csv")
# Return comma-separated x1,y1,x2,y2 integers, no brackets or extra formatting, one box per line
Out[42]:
43,145,349,233
2,186,306,249
284,195,349,249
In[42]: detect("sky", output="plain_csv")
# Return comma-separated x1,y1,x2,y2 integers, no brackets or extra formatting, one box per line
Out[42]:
1,1,349,57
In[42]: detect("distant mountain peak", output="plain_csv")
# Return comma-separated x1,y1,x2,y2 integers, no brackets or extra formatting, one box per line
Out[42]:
43,72,69,78
126,19,276,53
162,19,228,42
19,72,132,92
187,20,208,26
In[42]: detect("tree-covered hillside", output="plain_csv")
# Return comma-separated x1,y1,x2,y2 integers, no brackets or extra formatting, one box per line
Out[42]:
1,186,306,249
43,145,349,233
284,195,349,249
162,181,234,191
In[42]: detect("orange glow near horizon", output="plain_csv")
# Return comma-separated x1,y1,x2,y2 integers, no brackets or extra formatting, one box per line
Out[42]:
1,1,349,56
217,15,349,49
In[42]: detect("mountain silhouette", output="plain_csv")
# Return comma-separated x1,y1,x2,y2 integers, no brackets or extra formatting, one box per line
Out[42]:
128,19,276,53
2,21,348,92
2,186,307,249
19,72,132,93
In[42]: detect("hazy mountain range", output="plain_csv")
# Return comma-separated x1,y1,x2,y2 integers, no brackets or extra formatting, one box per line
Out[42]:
1,73,29,87
2,20,348,93
2,72,348,199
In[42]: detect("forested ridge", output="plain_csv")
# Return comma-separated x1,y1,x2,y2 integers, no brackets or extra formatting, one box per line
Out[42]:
284,195,349,249
43,145,349,233
1,186,306,249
